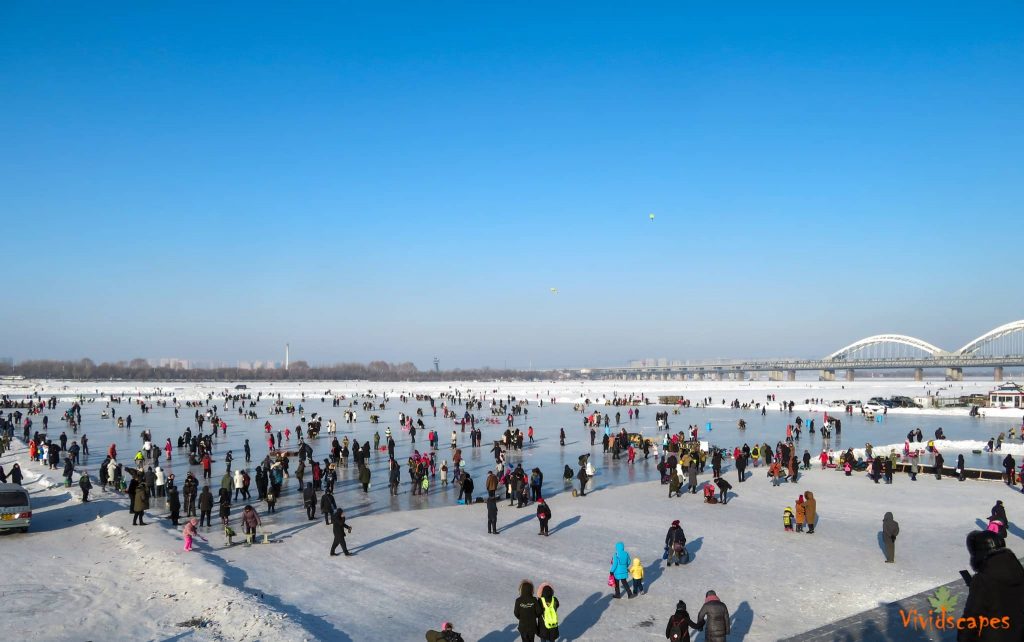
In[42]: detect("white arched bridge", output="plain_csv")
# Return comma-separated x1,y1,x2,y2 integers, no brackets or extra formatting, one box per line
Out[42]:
575,320,1024,381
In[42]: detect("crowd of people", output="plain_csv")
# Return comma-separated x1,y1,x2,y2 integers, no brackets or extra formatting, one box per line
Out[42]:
2,389,1023,641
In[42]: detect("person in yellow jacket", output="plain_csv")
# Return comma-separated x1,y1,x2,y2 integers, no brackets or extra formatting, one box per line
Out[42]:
629,558,645,595
751,445,761,467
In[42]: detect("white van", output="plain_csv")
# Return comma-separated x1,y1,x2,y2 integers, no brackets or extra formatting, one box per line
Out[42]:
0,484,31,533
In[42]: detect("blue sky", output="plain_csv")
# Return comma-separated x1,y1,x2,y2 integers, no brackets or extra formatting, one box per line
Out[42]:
2,2,1022,368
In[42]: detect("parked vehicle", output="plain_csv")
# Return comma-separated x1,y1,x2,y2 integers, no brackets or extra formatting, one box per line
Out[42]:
890,396,921,409
0,484,31,533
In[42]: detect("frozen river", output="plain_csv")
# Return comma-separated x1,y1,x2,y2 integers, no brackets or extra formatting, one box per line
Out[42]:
6,379,1022,518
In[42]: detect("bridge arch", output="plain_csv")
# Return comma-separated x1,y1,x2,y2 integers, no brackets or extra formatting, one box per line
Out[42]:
825,334,945,361
957,320,1024,355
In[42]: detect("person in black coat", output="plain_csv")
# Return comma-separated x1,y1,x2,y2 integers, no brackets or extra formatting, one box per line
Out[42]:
714,477,732,505
9,463,22,485
462,473,474,506
426,623,465,642
329,508,353,556
695,590,730,642
735,454,746,483
958,530,1024,642
167,485,181,525
934,452,945,480
988,500,1009,537
487,495,499,534
78,471,92,502
576,466,588,497
321,490,338,525
870,458,882,484
665,520,687,566
218,487,231,525
255,466,268,500
536,499,551,536
665,600,697,641
303,482,317,520
536,583,559,641
198,485,214,527
882,512,899,563
513,580,539,642
1003,454,1017,486
63,458,75,487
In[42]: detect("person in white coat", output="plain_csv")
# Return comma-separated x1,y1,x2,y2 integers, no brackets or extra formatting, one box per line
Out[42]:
154,466,166,498
233,469,245,501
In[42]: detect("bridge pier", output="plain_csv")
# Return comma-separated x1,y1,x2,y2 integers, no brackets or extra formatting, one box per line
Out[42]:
787,370,797,382
945,367,963,382
819,369,836,382
735,371,746,381
845,369,855,382
994,366,1003,382
769,370,785,382
914,368,923,382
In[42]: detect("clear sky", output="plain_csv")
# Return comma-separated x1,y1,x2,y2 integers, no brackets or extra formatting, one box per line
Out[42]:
2,2,1022,369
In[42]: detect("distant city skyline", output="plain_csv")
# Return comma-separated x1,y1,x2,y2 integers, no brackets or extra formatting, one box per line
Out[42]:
2,4,1022,369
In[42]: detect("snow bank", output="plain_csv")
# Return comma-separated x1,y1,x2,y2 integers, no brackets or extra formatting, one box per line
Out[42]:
851,440,1024,459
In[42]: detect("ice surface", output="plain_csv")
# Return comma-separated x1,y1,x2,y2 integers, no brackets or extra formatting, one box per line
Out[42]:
2,379,1022,641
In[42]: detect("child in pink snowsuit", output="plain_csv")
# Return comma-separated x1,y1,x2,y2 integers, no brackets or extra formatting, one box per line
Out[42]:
183,518,204,551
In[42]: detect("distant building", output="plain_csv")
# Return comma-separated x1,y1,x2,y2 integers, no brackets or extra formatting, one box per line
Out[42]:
237,361,252,370
988,382,1024,408
657,358,669,367
158,358,190,370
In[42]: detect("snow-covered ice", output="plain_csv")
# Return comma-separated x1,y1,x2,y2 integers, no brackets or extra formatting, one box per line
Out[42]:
2,379,1022,640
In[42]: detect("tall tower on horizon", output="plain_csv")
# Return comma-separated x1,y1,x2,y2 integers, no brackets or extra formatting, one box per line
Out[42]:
285,343,290,370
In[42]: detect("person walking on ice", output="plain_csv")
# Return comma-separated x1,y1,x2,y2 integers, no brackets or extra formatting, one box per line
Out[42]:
696,590,730,642
609,542,634,599
330,508,353,556
882,512,899,563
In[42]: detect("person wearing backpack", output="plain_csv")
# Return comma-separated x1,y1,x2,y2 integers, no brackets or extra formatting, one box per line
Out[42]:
536,582,559,641
665,600,697,641
513,580,539,641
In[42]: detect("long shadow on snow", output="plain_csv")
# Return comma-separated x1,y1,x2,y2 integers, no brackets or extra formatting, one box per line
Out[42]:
478,623,518,642
349,527,417,554
29,498,124,533
28,489,71,508
643,558,665,592
560,591,613,640
730,601,754,640
877,530,887,560
548,515,580,535
688,536,703,562
272,520,320,541
500,513,536,532
200,551,354,641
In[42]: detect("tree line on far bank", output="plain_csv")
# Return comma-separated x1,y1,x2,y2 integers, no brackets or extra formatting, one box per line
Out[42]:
0,358,554,382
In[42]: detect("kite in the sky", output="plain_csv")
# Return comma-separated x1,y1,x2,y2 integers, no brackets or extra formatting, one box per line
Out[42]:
550,288,558,294
649,213,655,222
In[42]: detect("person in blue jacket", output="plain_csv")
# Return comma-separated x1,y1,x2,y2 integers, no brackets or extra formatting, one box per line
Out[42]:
610,542,635,599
